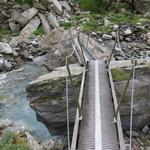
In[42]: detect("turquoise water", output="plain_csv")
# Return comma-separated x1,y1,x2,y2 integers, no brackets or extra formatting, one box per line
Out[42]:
0,63,50,140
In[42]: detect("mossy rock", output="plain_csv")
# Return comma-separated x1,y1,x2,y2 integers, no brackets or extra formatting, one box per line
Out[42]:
14,131,28,145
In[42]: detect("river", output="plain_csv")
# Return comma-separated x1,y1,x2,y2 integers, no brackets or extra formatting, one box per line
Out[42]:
0,62,50,140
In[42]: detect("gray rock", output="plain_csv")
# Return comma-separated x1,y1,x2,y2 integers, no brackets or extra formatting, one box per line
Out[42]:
9,37,19,48
38,13,51,34
147,39,150,46
39,28,64,49
52,0,63,15
91,32,97,36
33,2,46,10
11,10,20,21
0,59,4,72
142,125,149,134
48,12,59,28
111,31,117,38
41,136,66,150
113,67,150,130
26,64,83,134
21,4,30,11
102,34,112,40
98,38,103,43
0,0,7,3
124,28,132,35
4,61,12,71
22,50,33,60
0,42,17,56
20,17,40,38
59,1,71,13
15,7,38,26
146,32,150,39
9,21,20,32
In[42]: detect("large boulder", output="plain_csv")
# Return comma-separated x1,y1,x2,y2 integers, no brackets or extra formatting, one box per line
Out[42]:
52,0,63,15
38,13,51,34
39,28,77,68
134,0,150,14
15,7,38,26
20,17,40,38
112,66,150,130
0,42,17,56
26,64,83,135
48,12,59,28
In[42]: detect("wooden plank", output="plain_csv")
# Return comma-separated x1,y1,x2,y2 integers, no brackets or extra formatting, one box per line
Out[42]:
108,69,125,150
71,65,87,150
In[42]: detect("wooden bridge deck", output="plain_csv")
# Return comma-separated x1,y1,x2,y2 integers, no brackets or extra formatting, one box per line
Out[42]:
77,60,120,150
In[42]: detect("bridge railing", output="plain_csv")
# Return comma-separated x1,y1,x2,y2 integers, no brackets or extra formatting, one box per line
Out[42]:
66,30,88,150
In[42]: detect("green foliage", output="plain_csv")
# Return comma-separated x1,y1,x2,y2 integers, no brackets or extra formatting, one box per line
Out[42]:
0,132,31,150
78,0,111,13
34,26,44,35
111,68,130,81
108,12,142,24
15,0,32,5
60,22,72,29
0,27,11,40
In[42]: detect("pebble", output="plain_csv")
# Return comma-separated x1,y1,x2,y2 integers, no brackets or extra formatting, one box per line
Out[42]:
124,28,132,35
5,61,12,71
142,125,149,134
111,31,117,38
91,32,97,36
102,34,112,40
98,38,103,43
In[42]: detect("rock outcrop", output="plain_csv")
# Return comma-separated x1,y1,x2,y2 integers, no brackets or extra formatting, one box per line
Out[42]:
113,66,150,130
15,7,38,26
26,64,83,135
20,17,41,38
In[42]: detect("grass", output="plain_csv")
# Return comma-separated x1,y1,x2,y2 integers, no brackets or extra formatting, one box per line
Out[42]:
111,68,130,81
33,26,44,35
0,27,11,40
60,12,150,33
0,131,31,150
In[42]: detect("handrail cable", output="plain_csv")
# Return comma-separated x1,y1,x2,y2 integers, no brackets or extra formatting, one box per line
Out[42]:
107,31,118,68
129,59,136,150
114,64,133,122
65,29,84,150
114,58,137,122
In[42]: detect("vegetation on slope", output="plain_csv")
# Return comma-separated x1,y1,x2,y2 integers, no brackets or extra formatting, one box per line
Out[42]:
0,132,31,150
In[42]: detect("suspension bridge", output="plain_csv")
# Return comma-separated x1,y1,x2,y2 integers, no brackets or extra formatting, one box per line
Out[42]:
65,30,135,150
